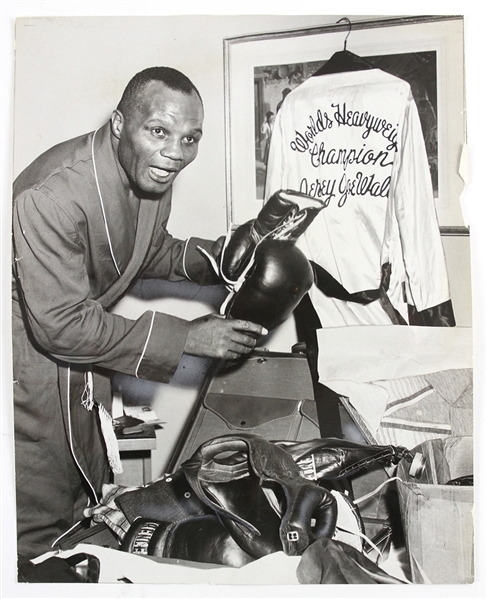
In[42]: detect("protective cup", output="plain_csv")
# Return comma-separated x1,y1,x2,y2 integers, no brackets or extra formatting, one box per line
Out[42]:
181,434,339,557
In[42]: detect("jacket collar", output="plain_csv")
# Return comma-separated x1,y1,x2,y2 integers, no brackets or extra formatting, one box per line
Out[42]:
92,122,165,307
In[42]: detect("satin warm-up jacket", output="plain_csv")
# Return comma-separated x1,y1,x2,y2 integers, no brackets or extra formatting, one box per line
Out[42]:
265,69,453,327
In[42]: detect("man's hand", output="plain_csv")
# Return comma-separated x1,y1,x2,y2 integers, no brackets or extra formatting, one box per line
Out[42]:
184,314,267,360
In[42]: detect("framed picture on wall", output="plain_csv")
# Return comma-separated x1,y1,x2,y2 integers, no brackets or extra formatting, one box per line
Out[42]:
223,15,466,233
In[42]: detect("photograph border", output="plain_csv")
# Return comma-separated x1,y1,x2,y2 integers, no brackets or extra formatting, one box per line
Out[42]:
2,7,484,596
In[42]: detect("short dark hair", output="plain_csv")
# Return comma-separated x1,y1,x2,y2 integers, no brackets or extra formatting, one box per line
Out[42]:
117,66,202,116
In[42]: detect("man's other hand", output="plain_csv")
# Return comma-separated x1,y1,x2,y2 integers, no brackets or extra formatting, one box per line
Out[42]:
184,314,267,360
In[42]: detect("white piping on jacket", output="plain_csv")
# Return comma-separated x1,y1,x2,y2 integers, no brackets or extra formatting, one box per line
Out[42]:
182,238,196,283
51,518,84,550
135,311,156,378
66,364,99,502
92,128,121,277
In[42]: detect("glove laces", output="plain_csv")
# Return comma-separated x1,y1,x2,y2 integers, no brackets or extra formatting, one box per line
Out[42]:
198,209,310,316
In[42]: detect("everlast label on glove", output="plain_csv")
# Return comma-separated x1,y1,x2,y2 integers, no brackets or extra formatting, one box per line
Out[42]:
122,519,160,555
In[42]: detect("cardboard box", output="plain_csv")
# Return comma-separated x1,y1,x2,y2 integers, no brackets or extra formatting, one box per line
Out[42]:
396,436,474,584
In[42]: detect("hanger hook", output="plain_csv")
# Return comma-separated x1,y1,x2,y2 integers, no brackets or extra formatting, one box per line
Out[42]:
337,17,352,51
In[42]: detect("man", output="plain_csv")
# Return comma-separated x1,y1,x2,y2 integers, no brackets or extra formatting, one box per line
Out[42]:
260,111,274,166
276,87,291,113
12,66,265,559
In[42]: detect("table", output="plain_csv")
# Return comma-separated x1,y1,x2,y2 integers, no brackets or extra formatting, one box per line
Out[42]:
115,426,157,487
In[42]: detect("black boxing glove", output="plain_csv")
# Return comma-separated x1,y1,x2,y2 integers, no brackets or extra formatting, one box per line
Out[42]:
221,189,324,282
121,516,254,568
275,438,412,481
115,469,211,525
223,238,314,330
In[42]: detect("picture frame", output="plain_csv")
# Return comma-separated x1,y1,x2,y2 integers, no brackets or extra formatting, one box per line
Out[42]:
223,15,467,234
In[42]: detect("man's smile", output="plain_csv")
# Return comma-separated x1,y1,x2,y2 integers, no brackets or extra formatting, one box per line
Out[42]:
149,166,176,182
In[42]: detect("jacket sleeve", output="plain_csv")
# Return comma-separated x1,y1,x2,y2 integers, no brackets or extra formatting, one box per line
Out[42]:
388,91,454,321
264,109,288,201
141,232,223,285
13,189,191,383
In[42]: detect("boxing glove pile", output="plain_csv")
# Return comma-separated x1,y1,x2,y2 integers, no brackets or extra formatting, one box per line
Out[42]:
118,433,415,568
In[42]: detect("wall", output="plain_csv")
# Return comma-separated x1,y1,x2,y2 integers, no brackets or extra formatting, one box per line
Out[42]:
14,15,348,237
13,15,472,478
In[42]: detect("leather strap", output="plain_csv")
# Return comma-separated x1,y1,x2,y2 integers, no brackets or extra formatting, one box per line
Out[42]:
311,261,407,325
303,329,343,440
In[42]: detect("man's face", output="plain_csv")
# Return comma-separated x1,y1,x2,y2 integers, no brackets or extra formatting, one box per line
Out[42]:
112,81,204,196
